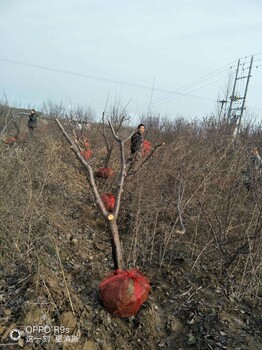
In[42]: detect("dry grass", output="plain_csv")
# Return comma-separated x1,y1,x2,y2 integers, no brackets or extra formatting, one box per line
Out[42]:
1,106,262,303
1,105,262,349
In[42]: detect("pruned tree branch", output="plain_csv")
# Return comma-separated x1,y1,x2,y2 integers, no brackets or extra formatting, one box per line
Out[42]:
108,120,133,218
99,112,131,167
100,111,110,152
127,142,165,177
108,120,121,142
55,118,108,219
55,117,125,269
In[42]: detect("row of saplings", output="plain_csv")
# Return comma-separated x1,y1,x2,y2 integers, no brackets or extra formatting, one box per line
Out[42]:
4,121,152,319
81,137,151,318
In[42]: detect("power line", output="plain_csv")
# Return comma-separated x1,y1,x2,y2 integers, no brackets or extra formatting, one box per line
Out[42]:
250,51,262,56
1,55,259,112
151,53,261,108
0,57,173,94
150,68,232,107
0,57,237,101
0,56,227,106
145,60,237,107
239,52,262,60
144,54,261,110
151,72,235,108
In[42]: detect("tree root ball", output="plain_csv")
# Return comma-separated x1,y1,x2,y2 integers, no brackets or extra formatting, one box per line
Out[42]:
99,269,151,318
96,167,114,179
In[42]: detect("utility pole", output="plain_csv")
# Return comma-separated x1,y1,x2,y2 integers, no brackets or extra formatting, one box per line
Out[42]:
227,59,240,121
238,56,253,132
226,56,253,137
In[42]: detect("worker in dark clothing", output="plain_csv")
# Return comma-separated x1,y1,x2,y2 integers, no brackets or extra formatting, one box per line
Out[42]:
27,109,38,138
130,123,145,157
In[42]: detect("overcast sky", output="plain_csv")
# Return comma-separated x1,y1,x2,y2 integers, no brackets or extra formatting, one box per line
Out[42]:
0,0,262,122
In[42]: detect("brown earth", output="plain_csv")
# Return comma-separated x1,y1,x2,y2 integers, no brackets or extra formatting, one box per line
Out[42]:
1,230,262,350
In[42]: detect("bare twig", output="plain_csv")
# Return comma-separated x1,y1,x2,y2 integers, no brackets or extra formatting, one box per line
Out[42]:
108,120,132,218
127,142,164,177
176,178,186,235
55,118,108,218
0,107,11,135
54,243,75,315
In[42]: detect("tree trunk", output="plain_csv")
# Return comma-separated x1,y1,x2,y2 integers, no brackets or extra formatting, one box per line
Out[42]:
107,219,123,270
104,145,113,167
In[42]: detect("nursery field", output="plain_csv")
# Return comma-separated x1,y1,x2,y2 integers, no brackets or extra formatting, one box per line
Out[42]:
0,104,262,349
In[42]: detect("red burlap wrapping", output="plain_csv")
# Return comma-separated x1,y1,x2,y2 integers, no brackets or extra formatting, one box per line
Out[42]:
80,139,92,160
142,140,151,156
96,167,114,179
4,137,17,144
80,149,92,160
83,140,90,149
101,192,115,212
99,269,151,318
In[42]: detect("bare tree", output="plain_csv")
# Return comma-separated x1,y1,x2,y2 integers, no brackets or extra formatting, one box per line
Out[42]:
55,118,132,269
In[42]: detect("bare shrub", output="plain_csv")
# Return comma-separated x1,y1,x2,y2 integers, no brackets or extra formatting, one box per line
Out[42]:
119,115,262,299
